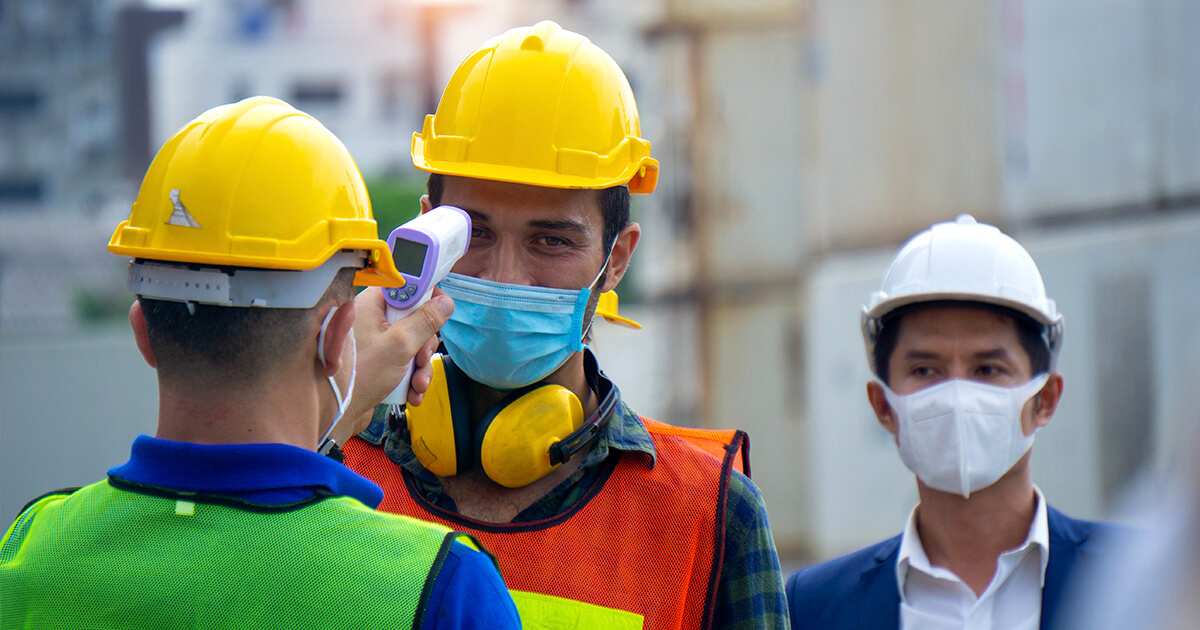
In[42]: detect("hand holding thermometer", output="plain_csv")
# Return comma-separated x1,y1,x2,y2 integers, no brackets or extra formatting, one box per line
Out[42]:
380,205,471,406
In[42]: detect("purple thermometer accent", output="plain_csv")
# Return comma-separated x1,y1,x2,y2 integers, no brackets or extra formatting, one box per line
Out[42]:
383,225,440,310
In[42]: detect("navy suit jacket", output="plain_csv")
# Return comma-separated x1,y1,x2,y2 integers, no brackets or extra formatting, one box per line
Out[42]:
787,506,1110,630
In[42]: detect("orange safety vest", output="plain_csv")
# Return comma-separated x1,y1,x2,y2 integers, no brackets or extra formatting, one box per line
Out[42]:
344,417,749,630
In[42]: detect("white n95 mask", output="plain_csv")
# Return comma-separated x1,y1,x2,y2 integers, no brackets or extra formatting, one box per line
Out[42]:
882,374,1050,498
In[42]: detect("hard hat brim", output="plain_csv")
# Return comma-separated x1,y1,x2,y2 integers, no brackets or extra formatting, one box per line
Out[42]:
412,134,659,194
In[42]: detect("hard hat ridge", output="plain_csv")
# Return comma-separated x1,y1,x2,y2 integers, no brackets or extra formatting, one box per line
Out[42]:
412,21,659,194
109,96,406,308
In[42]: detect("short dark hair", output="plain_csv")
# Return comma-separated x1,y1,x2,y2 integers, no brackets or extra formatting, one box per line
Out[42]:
427,173,631,254
873,301,1050,386
140,267,354,384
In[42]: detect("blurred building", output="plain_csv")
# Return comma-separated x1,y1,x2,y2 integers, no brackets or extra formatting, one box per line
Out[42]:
625,0,1200,562
3,0,1199,567
0,0,185,334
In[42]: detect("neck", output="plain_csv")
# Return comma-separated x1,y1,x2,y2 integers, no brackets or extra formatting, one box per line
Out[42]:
912,454,1038,596
153,365,330,450
445,350,598,523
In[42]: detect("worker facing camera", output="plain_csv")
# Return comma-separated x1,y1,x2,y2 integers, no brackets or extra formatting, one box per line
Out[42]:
342,20,790,629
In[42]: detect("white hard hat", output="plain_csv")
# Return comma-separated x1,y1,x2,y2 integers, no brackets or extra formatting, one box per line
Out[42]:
861,215,1063,376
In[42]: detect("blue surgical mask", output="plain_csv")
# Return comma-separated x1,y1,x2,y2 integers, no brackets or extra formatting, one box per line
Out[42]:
438,258,609,391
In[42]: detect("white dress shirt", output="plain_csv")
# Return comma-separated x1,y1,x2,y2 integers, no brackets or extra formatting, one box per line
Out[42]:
896,487,1050,630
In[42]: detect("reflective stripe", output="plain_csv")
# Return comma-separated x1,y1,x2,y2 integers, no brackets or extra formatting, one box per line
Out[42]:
512,590,644,630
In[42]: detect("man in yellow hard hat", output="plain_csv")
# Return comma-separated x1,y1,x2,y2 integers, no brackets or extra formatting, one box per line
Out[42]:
0,97,520,629
342,22,788,629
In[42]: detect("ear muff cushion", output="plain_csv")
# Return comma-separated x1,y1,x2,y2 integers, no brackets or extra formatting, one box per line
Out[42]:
472,381,545,466
475,384,584,488
439,355,475,472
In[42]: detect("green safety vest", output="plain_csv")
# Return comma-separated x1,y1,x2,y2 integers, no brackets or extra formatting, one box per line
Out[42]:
0,480,477,629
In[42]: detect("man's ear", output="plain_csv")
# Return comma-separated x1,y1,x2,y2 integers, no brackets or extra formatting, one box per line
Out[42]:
866,381,899,442
318,300,357,377
129,300,157,369
1031,373,1064,431
419,194,433,214
601,222,641,293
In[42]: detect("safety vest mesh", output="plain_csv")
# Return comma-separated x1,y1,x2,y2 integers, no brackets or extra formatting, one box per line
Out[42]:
0,480,466,630
344,416,748,630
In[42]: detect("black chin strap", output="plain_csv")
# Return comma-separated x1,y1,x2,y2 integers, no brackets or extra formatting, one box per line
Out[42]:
548,349,617,466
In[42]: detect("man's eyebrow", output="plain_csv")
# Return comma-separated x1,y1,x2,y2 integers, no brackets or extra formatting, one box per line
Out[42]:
901,350,941,361
973,348,1014,360
462,209,489,224
528,218,589,235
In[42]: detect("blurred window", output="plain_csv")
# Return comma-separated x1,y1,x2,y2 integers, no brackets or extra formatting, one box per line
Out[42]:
291,81,343,108
0,178,43,203
0,88,41,117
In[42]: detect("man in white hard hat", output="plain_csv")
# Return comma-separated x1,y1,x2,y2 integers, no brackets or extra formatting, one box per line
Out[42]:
787,215,1114,630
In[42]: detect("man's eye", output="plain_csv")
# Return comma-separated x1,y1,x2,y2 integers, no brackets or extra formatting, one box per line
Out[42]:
539,236,570,247
911,366,935,378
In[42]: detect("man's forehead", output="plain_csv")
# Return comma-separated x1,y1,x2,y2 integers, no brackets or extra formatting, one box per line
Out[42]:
442,176,602,219
894,305,1020,343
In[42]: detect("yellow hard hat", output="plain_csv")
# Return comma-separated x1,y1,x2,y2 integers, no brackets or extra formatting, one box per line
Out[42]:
595,291,641,329
109,96,405,298
412,20,659,194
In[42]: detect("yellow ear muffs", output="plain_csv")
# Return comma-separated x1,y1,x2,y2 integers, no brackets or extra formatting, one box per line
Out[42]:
407,350,619,488
473,384,585,489
405,355,472,477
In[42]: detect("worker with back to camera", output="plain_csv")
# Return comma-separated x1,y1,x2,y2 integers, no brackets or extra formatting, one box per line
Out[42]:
787,215,1117,630
0,96,520,630
338,21,789,630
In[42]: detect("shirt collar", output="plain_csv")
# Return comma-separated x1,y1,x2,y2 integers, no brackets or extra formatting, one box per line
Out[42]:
108,435,384,508
895,485,1051,598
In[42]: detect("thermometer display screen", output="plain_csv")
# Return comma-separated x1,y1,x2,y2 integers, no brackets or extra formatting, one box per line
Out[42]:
391,239,429,276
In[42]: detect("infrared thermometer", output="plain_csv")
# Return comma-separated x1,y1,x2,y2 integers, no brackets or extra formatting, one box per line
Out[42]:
380,205,471,406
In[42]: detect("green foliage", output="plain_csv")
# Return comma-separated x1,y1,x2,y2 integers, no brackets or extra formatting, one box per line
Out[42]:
366,175,426,240
74,288,130,324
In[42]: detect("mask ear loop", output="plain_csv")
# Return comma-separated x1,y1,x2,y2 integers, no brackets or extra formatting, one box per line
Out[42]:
579,239,618,343
316,305,356,454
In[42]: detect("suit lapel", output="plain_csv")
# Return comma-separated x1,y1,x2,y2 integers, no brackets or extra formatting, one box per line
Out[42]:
852,535,902,630
1041,506,1089,630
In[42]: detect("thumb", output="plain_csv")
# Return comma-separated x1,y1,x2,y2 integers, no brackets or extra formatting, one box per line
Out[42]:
386,294,454,358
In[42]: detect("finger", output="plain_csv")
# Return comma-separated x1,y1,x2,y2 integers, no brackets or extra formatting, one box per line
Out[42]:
414,336,439,369
355,284,389,314
353,287,391,339
411,364,432,394
384,294,454,358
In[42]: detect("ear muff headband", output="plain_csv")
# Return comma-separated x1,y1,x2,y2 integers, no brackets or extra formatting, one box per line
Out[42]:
441,356,474,472
405,355,473,477
548,361,617,466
